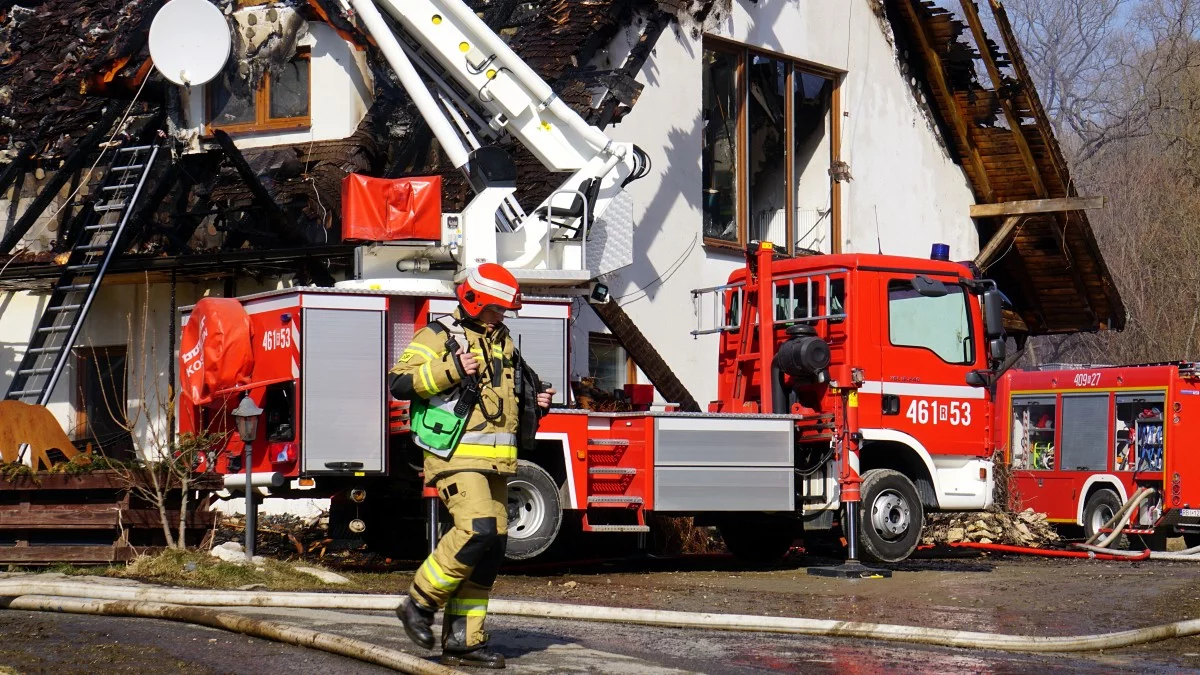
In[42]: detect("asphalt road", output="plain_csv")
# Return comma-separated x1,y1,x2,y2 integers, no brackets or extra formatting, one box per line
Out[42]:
0,604,1196,674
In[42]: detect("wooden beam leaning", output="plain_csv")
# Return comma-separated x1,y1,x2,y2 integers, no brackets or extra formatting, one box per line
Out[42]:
969,196,1105,218
898,1,995,202
974,215,1021,268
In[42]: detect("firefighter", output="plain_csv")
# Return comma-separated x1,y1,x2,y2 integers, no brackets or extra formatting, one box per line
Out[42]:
390,263,553,669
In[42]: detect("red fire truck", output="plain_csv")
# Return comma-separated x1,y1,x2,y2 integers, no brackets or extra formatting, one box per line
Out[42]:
174,0,1010,566
179,242,1009,564
996,363,1200,548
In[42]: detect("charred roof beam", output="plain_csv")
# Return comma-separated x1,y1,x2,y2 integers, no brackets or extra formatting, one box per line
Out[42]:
0,106,123,256
212,130,335,286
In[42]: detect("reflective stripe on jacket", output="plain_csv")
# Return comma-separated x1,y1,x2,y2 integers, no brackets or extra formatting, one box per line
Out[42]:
389,308,520,481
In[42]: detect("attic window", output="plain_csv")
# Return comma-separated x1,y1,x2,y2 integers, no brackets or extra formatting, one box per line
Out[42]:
207,51,311,133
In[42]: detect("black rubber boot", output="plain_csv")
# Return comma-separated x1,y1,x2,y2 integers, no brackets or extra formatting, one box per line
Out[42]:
397,598,436,650
441,646,506,670
442,613,505,669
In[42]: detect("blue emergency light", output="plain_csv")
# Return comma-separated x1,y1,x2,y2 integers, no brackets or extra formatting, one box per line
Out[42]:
930,243,950,261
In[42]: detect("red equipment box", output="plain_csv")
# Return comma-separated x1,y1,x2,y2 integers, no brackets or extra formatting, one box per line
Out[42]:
341,173,442,242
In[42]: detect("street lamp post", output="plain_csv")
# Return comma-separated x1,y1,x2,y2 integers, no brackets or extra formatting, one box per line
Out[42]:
232,394,263,561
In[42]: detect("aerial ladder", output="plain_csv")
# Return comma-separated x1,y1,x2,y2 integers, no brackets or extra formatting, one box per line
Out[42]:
342,0,651,290
341,0,697,408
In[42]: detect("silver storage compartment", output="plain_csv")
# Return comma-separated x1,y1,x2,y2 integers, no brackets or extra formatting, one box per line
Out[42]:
302,308,387,473
506,316,567,406
653,417,794,511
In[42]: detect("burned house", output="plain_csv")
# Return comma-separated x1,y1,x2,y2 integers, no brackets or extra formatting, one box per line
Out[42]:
0,0,1123,458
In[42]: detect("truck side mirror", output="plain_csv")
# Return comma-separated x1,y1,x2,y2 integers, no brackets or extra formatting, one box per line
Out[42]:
989,337,1006,362
983,289,1005,339
965,370,989,387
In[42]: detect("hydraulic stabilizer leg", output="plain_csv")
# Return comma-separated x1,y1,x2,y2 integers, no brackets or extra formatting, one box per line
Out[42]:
809,388,892,579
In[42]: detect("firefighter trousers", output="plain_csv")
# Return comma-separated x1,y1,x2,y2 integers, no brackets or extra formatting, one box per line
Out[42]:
408,471,508,649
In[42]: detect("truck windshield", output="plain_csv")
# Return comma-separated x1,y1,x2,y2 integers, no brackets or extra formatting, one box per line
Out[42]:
887,280,973,364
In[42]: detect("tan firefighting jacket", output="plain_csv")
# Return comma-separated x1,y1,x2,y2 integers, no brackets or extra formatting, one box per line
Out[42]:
390,308,519,482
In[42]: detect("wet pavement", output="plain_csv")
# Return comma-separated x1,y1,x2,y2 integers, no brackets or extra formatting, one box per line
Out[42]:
3,554,1200,673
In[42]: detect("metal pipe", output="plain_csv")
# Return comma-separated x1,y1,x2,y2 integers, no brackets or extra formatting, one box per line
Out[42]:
223,472,284,490
348,0,470,169
245,447,255,559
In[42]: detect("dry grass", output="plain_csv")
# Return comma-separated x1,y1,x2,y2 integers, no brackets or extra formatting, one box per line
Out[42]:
107,548,398,592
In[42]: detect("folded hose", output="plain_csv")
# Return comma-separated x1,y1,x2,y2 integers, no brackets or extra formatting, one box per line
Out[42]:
1,580,1198,654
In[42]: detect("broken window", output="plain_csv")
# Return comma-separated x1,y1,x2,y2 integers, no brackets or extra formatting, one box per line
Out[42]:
702,46,740,244
701,40,838,254
748,55,788,249
74,346,133,459
207,51,311,133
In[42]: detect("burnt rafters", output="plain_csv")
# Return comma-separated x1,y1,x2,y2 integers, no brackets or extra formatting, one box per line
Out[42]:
0,106,123,256
0,148,32,199
588,10,671,128
212,130,308,248
119,161,181,253
5,164,27,234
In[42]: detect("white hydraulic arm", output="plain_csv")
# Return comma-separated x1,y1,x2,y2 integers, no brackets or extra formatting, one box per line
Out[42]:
346,0,648,281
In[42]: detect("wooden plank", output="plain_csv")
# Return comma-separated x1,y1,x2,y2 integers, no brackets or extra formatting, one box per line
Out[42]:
0,545,138,563
970,197,1105,218
974,216,1022,268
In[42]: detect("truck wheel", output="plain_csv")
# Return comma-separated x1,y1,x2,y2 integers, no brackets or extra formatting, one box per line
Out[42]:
504,460,563,561
717,518,799,565
858,469,924,564
1185,533,1200,550
1083,489,1127,548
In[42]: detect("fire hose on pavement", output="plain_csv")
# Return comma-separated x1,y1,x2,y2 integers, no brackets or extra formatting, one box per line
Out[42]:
1,579,1199,657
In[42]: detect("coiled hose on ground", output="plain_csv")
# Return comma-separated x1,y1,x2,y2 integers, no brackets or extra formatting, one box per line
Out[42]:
0,579,1198,655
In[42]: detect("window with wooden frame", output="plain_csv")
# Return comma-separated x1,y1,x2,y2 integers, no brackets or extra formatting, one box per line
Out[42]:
206,50,311,133
588,333,637,396
74,346,134,458
702,39,841,254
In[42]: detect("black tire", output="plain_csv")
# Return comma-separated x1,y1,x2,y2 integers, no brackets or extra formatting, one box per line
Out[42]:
858,469,924,564
1184,533,1200,550
1082,489,1128,549
504,460,563,561
717,517,799,565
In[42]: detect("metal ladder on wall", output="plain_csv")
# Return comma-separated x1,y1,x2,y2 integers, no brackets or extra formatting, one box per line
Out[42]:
6,144,160,405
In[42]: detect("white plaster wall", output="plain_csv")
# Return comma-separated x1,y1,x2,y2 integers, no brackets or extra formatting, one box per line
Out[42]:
181,22,373,151
572,0,978,405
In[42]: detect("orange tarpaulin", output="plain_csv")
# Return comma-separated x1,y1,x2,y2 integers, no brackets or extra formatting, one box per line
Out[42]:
341,173,442,242
180,298,254,407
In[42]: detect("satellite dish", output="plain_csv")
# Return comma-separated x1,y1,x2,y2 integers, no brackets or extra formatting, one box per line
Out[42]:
148,0,232,86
